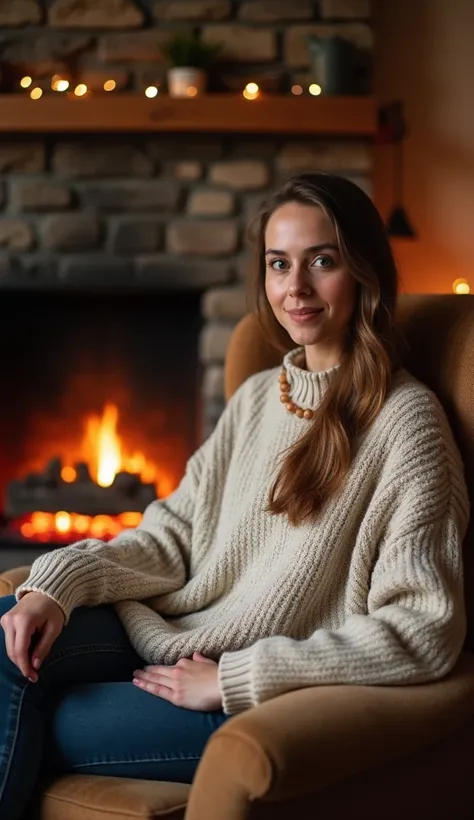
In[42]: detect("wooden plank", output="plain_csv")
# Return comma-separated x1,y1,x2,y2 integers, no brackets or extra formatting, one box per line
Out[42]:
0,94,377,135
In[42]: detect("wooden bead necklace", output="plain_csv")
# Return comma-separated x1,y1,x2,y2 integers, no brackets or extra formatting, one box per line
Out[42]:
279,368,314,420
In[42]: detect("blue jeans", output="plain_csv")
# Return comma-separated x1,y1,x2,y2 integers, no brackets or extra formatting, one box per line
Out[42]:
0,595,228,820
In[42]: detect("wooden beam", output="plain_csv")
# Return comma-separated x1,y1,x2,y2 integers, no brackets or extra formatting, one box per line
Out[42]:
0,94,377,135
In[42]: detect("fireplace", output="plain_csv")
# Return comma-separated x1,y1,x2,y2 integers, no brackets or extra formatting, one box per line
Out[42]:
0,287,202,548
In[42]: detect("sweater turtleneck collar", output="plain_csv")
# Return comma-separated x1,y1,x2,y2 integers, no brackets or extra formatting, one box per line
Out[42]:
282,347,339,410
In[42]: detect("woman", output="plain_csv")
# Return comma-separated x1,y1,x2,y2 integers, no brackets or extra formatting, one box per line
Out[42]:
0,174,469,819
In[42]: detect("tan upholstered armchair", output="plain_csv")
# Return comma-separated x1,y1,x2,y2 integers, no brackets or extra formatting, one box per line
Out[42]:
1,294,474,820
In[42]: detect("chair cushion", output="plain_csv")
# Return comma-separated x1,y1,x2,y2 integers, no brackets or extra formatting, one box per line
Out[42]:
38,775,190,820
0,566,31,596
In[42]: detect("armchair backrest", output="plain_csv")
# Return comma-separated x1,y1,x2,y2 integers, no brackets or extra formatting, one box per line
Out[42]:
224,294,474,651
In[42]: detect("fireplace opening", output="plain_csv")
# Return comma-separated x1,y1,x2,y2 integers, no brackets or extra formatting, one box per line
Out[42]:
0,288,202,547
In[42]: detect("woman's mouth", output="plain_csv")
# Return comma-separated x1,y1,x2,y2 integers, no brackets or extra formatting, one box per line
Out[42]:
286,308,324,324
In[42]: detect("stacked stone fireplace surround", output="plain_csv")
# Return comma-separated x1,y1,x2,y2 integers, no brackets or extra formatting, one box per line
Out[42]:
0,0,373,438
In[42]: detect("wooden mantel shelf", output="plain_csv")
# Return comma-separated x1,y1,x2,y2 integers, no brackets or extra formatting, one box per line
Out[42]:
0,94,376,135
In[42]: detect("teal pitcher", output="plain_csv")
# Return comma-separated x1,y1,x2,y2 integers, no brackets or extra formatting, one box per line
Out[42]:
308,35,356,95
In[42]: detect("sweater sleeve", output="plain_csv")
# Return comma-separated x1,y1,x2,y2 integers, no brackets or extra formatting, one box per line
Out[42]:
16,382,245,623
218,405,470,715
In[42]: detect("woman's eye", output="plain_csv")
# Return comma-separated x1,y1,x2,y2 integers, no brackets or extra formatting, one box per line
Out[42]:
312,255,334,269
269,259,288,272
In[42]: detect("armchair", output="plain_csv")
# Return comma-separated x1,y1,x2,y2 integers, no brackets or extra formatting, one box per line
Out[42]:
1,294,474,820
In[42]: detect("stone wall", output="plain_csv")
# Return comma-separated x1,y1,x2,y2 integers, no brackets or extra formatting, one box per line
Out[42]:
0,0,373,437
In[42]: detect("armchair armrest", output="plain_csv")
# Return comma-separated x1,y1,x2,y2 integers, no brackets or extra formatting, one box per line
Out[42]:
186,653,474,820
0,566,31,596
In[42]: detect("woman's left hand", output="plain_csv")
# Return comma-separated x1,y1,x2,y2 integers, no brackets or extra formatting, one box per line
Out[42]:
133,652,222,711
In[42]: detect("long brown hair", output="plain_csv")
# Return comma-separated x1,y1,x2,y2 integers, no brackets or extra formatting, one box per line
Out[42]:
250,173,399,525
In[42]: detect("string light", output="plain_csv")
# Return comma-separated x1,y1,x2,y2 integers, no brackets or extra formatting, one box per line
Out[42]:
145,85,158,98
74,83,88,97
20,76,32,89
453,278,470,295
52,76,69,92
103,79,116,91
291,84,303,95
30,87,43,100
309,83,322,96
243,82,260,100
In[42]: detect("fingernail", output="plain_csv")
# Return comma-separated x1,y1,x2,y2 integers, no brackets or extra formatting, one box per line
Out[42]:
33,658,41,670
133,678,142,686
28,676,37,683
133,670,141,677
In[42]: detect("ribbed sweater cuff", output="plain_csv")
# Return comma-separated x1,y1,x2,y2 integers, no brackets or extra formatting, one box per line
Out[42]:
218,647,256,715
16,564,86,624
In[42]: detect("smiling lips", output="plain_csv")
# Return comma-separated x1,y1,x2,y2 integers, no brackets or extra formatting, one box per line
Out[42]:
286,307,324,323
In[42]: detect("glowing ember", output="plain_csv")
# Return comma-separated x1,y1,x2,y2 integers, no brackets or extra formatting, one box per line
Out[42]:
15,510,143,544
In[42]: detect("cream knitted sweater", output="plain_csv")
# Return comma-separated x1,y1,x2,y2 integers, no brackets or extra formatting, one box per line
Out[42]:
17,348,469,715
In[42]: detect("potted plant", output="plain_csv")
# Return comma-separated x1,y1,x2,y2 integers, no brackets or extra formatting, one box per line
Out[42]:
161,29,221,98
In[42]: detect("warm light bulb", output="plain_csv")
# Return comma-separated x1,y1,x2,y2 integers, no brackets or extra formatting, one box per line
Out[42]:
74,83,88,97
20,76,32,89
145,85,158,98
453,278,470,295
245,82,259,95
30,87,43,100
104,79,116,91
186,85,198,97
291,84,303,95
52,77,69,91
309,83,322,96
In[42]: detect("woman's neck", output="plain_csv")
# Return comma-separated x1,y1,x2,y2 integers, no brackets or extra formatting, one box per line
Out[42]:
304,343,342,373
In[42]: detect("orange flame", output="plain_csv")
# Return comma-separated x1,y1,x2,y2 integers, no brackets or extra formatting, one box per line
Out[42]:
19,403,176,544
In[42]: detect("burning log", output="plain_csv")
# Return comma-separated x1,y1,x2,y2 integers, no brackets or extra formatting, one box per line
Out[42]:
5,457,157,518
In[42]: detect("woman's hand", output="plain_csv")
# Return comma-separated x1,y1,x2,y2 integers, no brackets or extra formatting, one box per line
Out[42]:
133,652,222,711
0,592,65,682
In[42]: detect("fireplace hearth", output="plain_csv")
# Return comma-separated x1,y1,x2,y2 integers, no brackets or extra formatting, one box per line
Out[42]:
0,287,202,549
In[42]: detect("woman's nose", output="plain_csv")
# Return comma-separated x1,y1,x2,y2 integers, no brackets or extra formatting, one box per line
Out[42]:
288,266,312,297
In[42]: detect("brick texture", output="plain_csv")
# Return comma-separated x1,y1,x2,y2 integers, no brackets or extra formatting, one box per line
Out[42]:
48,0,144,28
276,141,371,173
0,0,41,25
202,285,248,320
40,214,101,251
0,219,35,251
59,255,133,285
187,190,234,216
173,161,203,181
285,23,373,67
320,0,371,19
154,1,231,21
0,144,45,173
202,365,224,399
99,31,169,62
199,323,234,363
202,25,277,62
136,258,232,289
53,143,154,178
111,220,163,253
10,180,72,211
209,160,270,190
77,180,181,211
167,220,239,255
239,0,314,22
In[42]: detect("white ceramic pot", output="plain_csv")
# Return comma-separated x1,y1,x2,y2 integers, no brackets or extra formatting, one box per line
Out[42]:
167,67,207,98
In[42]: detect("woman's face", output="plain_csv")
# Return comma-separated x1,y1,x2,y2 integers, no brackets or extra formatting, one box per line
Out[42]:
264,201,357,371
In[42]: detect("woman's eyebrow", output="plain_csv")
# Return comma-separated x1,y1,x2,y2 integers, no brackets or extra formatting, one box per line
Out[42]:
265,243,339,256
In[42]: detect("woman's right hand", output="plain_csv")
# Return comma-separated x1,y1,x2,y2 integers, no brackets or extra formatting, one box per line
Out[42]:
0,592,65,682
